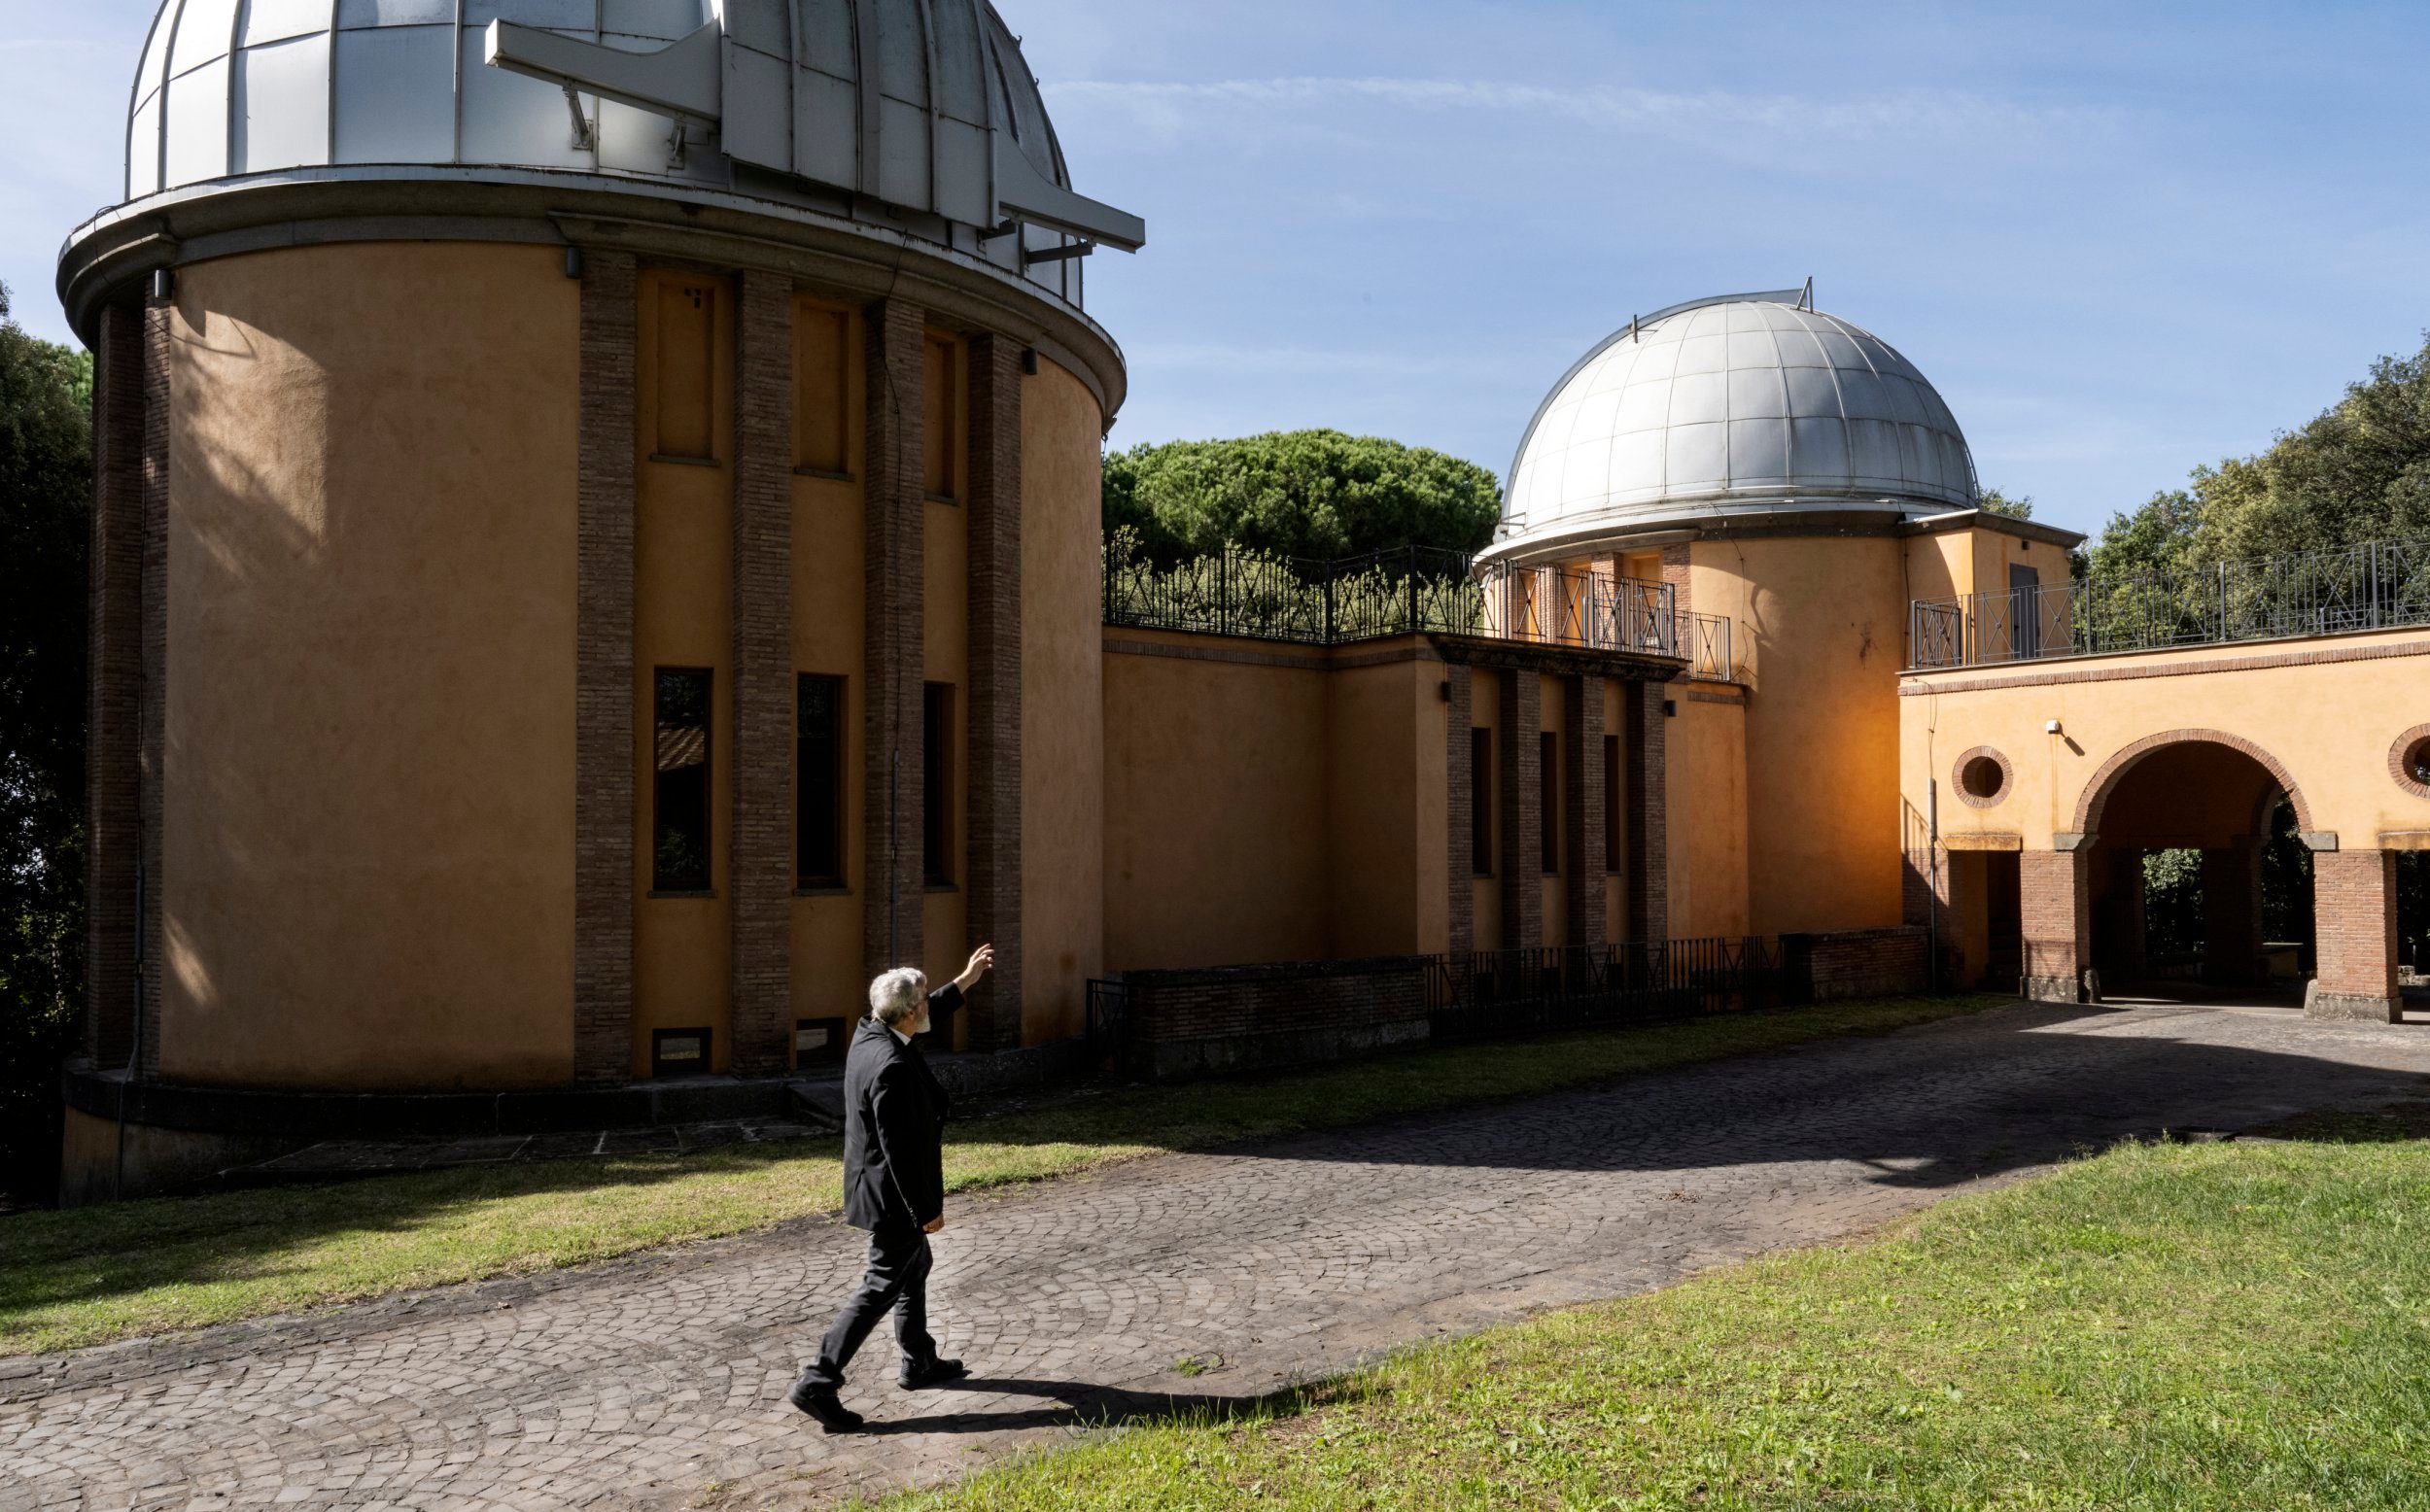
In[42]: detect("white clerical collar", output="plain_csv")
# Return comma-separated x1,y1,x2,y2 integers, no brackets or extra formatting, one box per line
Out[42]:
889,1022,913,1047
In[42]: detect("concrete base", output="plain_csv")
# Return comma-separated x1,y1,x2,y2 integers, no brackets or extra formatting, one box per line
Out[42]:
57,1107,307,1207
2023,974,2080,1004
2303,981,2401,1024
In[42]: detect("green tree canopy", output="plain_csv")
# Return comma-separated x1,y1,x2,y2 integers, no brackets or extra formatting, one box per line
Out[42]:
0,282,92,1203
2090,334,2430,577
1102,429,1503,566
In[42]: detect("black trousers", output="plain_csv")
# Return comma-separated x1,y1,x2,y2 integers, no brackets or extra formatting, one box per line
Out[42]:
797,1222,938,1390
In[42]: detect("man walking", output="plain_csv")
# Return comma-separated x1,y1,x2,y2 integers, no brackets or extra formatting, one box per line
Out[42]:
789,945,993,1433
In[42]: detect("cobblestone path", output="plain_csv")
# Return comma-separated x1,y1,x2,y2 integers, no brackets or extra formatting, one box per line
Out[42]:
9,1001,2430,1510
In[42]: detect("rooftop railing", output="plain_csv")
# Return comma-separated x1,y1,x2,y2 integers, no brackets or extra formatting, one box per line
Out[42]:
1103,540,1736,681
1908,535,2430,670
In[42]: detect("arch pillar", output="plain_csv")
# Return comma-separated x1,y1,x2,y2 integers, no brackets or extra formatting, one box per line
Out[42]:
2020,845,2092,1003
2308,849,2400,1022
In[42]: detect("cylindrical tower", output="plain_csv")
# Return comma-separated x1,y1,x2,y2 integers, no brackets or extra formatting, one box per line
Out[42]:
60,0,1138,1198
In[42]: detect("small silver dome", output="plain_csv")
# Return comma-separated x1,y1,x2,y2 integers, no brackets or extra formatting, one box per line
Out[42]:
1496,291,1977,557
116,0,1137,305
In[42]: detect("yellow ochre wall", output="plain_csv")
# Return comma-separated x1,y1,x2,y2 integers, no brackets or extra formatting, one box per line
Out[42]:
1902,628,2430,851
634,268,736,1075
1672,688,1751,938
159,243,577,1089
1019,358,1107,1041
1689,535,1907,936
1324,657,1432,958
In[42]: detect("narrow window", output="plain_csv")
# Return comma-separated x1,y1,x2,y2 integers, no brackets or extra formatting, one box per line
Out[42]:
797,673,846,888
1603,734,1621,873
922,334,959,501
654,280,717,462
1470,727,1493,876
1540,731,1559,874
922,682,955,885
794,301,850,477
653,668,712,892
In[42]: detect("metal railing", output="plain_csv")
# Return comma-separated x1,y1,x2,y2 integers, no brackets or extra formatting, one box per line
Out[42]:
1424,937,1781,1039
1085,977,1129,1070
1909,535,2430,669
1105,541,1737,681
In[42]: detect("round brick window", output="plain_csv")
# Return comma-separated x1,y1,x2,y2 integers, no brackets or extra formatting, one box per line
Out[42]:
1954,746,2012,808
2395,725,2430,801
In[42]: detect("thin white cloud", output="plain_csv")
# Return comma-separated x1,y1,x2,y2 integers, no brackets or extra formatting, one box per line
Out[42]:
1051,75,2117,147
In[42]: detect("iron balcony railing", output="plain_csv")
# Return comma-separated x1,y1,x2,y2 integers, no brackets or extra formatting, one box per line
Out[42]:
1909,535,2430,670
1104,541,1736,681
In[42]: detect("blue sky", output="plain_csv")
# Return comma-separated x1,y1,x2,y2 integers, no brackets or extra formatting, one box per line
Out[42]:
7,2,2427,539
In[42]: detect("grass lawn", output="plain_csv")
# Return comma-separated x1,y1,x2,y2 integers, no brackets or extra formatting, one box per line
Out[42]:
0,993,2002,1357
877,1107,2430,1512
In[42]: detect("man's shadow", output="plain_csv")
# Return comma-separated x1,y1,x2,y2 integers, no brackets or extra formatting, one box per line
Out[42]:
864,1375,1299,1436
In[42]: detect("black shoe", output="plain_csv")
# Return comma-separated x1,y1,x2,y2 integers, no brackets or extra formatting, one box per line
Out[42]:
788,1381,865,1433
898,1357,968,1391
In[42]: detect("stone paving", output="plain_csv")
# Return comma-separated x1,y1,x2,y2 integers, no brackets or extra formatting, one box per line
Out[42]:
8,999,2430,1511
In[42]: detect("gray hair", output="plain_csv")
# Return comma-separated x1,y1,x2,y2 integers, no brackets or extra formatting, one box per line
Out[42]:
869,967,928,1025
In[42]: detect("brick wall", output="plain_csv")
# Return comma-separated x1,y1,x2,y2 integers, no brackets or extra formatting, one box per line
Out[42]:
2019,848,2089,1002
728,271,793,1076
1444,664,1474,955
2310,849,2397,1022
862,298,926,977
1120,958,1430,1080
1782,926,1929,1001
137,295,171,1078
965,333,1023,1050
85,302,145,1067
1623,678,1669,941
1563,675,1607,947
1660,544,1692,616
1498,670,1543,948
573,250,638,1084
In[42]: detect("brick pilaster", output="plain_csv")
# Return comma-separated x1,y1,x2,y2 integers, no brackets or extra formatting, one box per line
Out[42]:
863,298,926,979
86,303,146,1069
965,333,1023,1050
2019,848,2090,1002
1498,670,1542,949
1564,675,1606,948
729,271,794,1076
1660,544,1692,616
574,250,639,1084
2308,849,2398,1023
136,294,171,1078
1622,679,1669,942
1444,664,1474,956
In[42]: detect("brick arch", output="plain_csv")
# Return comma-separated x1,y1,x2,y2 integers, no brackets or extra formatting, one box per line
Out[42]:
2072,728,2315,837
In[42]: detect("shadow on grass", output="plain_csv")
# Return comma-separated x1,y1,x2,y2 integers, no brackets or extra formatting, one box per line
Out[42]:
859,1374,1368,1438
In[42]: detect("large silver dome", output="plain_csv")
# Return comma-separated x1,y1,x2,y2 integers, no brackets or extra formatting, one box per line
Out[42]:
1494,290,1977,559
109,0,1138,308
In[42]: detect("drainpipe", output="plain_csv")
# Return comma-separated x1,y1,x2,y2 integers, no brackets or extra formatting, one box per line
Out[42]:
1927,779,1941,994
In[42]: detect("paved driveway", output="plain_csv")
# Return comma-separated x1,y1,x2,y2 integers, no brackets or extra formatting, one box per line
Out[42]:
8,1000,2430,1510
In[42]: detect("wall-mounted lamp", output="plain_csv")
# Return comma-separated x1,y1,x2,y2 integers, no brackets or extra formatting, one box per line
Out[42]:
1438,680,1451,703
150,268,173,302
1020,347,1040,376
2045,719,2063,735
564,246,584,281
1663,700,1678,718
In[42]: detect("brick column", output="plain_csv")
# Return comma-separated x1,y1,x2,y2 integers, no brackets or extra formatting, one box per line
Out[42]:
729,271,794,1076
1563,675,1606,948
85,303,146,1069
1498,670,1542,949
135,293,172,1079
863,298,925,979
1444,665,1474,956
2020,847,2091,1003
2201,845,2263,990
1660,544,1692,614
2308,849,2398,1022
573,251,639,1084
965,332,1023,1050
1621,679,1669,942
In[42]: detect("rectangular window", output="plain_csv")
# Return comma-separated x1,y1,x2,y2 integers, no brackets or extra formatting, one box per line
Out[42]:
652,668,712,893
1540,731,1559,874
654,280,717,462
1470,727,1493,876
797,673,846,889
922,682,955,885
793,301,851,477
1603,734,1621,873
922,334,959,500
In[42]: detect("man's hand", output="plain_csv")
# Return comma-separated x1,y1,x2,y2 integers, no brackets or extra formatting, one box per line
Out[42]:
922,1214,946,1234
954,944,994,992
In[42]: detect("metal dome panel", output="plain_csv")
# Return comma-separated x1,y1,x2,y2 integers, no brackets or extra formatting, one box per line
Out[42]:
1499,292,1977,552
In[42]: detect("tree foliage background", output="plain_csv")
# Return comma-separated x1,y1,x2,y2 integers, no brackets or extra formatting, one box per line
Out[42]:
1102,429,1502,567
0,283,91,1206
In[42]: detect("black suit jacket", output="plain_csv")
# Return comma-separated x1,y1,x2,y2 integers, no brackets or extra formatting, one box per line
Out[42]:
840,984,959,1231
